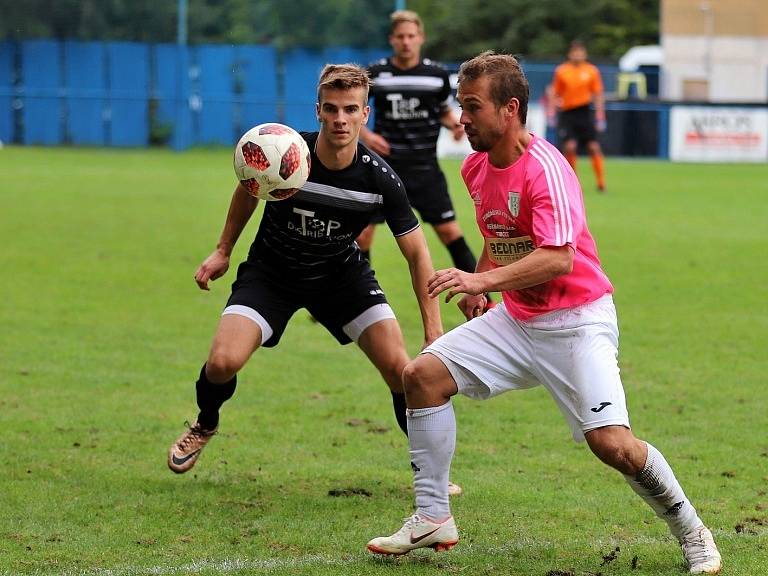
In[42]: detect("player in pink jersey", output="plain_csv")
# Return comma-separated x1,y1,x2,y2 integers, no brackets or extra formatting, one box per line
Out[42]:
367,52,721,575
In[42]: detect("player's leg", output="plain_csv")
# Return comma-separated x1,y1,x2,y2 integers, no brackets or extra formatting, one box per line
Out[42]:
433,220,477,272
534,296,720,573
563,137,578,170
169,262,294,474
168,314,262,473
368,305,538,555
366,353,460,555
587,139,606,192
586,426,721,574
356,314,463,497
356,316,410,435
558,111,579,170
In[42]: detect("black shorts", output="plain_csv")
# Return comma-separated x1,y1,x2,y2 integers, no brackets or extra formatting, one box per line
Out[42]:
558,105,597,146
225,258,390,347
370,162,456,226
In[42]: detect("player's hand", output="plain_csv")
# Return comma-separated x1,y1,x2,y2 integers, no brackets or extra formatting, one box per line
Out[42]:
458,294,487,320
428,268,485,303
366,132,390,157
450,123,465,141
596,118,607,133
194,249,230,291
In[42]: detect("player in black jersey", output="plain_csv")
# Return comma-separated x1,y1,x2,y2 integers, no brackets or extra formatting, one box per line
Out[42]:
168,64,443,475
357,10,483,297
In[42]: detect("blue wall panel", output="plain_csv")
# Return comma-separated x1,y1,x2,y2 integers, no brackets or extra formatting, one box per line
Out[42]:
283,48,326,132
283,47,389,132
0,41,15,144
22,40,61,145
153,43,192,150
64,41,105,145
235,45,278,137
197,45,235,145
108,42,148,146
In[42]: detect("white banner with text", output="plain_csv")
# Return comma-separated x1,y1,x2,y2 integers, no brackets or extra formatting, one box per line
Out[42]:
670,106,768,162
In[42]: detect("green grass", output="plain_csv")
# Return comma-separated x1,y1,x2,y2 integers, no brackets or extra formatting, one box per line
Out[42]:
1,147,766,575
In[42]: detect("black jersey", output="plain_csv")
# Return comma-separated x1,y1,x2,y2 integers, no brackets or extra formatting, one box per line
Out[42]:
247,132,419,281
367,58,452,165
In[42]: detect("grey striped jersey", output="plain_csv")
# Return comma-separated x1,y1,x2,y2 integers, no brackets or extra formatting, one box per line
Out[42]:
368,58,452,165
247,132,419,281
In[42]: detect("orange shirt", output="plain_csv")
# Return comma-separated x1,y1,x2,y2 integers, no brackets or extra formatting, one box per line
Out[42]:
552,61,603,111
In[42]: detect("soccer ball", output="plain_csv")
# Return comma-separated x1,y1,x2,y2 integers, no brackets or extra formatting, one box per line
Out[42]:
233,123,311,201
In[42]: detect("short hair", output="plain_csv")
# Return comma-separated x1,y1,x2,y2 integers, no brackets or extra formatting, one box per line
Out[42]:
389,9,423,34
569,39,586,52
317,63,370,103
458,51,529,124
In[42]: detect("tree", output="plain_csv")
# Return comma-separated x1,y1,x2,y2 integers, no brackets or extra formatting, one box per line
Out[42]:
0,0,658,60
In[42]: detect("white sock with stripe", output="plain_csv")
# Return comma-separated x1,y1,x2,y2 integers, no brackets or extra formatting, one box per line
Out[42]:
624,442,703,540
407,401,455,522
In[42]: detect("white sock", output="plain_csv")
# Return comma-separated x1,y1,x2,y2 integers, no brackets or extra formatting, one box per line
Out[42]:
407,401,456,522
624,442,703,540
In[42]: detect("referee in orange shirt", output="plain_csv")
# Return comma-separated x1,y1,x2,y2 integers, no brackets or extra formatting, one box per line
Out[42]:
547,40,607,192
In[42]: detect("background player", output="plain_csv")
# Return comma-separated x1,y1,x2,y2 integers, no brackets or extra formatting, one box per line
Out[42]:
167,64,443,477
547,40,607,192
357,10,482,293
368,52,721,575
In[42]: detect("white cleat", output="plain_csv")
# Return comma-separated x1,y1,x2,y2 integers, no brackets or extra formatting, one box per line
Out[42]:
448,481,463,497
367,514,458,556
681,525,722,574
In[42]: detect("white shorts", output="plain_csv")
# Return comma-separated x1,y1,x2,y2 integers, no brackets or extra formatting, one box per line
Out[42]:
424,295,630,442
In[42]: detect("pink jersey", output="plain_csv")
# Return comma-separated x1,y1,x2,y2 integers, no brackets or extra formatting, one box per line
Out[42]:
461,133,613,320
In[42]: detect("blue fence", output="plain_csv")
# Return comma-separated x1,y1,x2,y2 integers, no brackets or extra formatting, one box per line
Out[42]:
0,40,394,150
1,40,653,152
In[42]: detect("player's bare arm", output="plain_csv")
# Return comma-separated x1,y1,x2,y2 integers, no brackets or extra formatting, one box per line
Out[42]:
456,246,494,319
428,246,573,303
395,227,443,346
194,182,259,291
594,90,606,131
439,107,464,141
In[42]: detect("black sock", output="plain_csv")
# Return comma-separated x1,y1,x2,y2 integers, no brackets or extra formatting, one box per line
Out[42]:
195,364,237,430
360,249,370,262
391,391,408,436
446,236,477,273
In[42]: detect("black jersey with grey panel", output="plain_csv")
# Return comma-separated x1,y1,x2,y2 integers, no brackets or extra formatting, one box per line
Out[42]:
368,58,452,165
247,132,419,281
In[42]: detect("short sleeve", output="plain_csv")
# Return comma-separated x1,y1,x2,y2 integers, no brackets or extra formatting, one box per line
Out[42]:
528,164,585,250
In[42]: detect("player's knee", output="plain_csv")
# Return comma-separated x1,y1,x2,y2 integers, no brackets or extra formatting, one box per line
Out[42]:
402,359,429,395
586,428,642,475
206,349,245,382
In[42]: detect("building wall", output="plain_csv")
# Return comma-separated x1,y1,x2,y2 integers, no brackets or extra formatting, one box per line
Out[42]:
661,0,768,102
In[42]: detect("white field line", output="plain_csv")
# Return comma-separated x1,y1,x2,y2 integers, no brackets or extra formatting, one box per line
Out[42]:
1,529,752,576
1,555,359,576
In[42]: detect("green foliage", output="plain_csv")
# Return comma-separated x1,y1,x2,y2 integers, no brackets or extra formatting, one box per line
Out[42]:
412,0,659,60
1,147,765,574
0,0,658,58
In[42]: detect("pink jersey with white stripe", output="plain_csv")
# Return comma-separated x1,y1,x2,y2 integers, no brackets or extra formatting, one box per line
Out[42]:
461,133,613,320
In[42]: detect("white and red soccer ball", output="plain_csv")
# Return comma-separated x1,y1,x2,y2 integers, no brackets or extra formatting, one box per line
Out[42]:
233,123,311,201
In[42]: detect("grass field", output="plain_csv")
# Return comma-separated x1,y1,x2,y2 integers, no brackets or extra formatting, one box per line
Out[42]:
1,147,766,576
